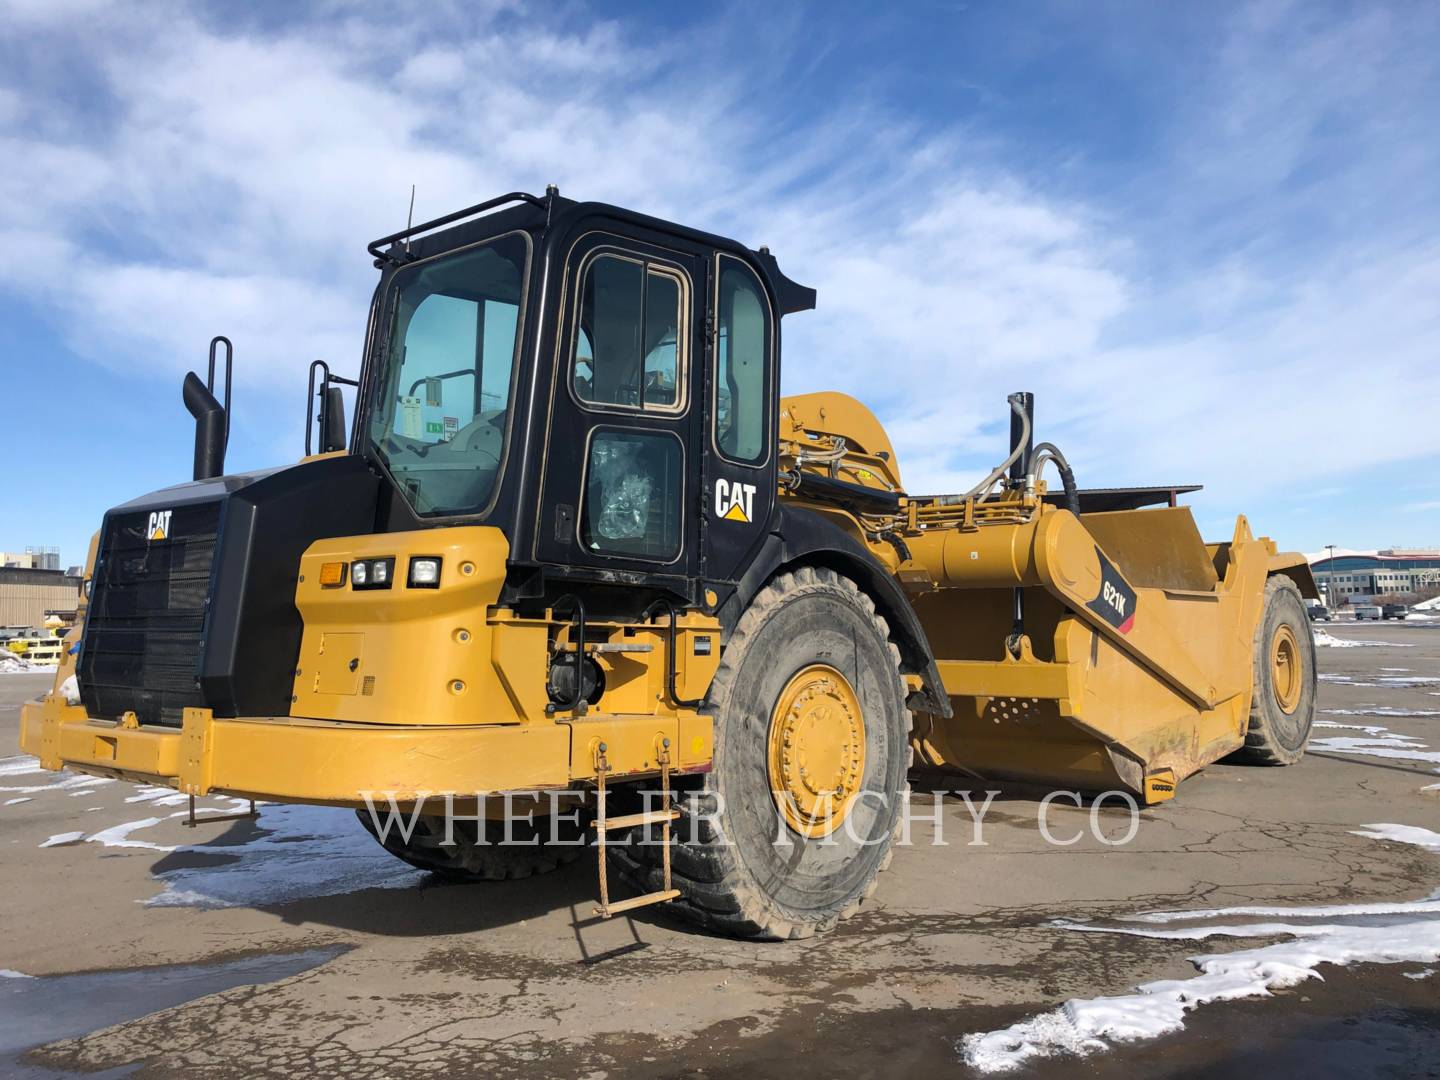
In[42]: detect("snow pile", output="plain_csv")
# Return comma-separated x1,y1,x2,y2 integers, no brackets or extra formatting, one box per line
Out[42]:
959,825,1440,1072
0,655,55,674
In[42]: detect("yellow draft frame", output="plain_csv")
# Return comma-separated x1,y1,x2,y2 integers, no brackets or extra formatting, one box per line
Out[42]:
19,693,711,809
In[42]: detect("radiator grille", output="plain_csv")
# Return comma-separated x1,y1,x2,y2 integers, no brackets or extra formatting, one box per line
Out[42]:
79,501,221,727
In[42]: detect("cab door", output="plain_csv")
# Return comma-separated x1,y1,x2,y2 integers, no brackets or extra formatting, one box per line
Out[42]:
535,232,705,588
701,253,778,586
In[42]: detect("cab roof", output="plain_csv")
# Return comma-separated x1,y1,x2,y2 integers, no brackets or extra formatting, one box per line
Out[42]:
368,189,816,315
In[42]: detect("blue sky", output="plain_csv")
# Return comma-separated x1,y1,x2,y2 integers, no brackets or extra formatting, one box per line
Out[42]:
2,0,1438,567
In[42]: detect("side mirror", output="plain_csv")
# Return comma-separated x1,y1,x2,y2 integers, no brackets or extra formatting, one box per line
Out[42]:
321,385,347,453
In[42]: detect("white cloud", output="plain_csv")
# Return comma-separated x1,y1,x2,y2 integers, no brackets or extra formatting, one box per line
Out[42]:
1,1,1437,534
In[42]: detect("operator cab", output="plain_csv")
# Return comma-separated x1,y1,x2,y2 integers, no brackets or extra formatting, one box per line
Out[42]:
352,189,815,616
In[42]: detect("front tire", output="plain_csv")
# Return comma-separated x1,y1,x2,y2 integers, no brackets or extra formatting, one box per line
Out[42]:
611,567,912,939
1230,576,1317,766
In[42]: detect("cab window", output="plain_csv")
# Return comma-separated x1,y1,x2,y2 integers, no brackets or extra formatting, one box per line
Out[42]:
714,258,771,464
573,253,686,412
368,231,528,517
581,429,683,560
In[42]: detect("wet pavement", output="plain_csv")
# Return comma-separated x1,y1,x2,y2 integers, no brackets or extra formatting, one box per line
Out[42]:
0,620,1437,1077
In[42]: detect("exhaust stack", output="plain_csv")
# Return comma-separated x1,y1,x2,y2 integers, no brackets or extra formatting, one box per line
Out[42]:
182,335,233,481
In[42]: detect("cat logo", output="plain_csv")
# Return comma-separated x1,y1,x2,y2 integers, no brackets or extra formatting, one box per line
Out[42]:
146,510,173,542
714,478,756,524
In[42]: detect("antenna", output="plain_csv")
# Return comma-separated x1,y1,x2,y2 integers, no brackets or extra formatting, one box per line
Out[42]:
404,184,416,256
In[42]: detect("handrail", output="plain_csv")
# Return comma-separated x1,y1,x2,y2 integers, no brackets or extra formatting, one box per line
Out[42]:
546,594,588,716
407,369,474,397
207,336,233,451
367,191,547,264
305,360,360,456
643,598,707,709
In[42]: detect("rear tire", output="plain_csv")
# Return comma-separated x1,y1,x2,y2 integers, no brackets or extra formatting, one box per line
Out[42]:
609,567,912,940
356,810,588,881
1230,576,1316,766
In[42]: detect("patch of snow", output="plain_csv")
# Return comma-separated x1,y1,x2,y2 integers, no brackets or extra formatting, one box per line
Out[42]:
1320,673,1440,688
1,755,115,796
84,817,173,851
1323,707,1440,718
1312,630,1413,648
0,756,44,778
40,832,84,848
144,803,425,908
1352,823,1440,851
958,824,1440,1072
1404,969,1435,980
58,672,80,704
4,797,32,806
124,785,192,807
35,802,426,908
0,969,34,979
1309,721,1440,766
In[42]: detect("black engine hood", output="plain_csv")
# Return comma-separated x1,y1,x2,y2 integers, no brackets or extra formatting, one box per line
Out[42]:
81,455,379,725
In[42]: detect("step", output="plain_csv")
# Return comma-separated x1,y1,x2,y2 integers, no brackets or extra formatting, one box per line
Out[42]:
593,808,680,831
594,889,681,917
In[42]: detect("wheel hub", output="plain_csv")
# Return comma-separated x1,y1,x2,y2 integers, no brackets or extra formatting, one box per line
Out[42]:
1270,623,1302,714
767,664,866,837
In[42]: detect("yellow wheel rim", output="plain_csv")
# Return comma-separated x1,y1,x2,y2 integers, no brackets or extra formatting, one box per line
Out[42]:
1270,624,1303,714
766,664,866,838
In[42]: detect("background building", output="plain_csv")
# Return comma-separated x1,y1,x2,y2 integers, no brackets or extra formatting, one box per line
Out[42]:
1307,548,1440,604
0,547,61,571
0,566,82,628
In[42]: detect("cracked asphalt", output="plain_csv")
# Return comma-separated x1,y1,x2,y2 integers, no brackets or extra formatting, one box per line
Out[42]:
2,620,1437,1077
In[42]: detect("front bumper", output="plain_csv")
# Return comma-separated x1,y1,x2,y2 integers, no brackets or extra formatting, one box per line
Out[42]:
20,695,710,808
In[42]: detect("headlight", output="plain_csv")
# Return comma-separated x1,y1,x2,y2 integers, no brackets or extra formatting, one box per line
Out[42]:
408,557,441,588
350,558,395,590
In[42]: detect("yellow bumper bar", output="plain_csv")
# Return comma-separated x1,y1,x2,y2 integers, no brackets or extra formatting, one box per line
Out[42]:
20,696,710,808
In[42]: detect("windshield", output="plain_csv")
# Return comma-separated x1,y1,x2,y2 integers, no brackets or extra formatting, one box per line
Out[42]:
367,232,530,516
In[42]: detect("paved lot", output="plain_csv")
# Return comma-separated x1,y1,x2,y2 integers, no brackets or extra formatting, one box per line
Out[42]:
2,621,1437,1077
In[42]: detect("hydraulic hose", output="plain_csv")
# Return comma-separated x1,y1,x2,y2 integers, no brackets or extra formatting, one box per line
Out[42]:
937,396,1032,505
1030,441,1080,516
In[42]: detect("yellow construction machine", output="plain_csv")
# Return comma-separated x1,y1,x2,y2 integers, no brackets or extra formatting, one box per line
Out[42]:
22,189,1318,939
